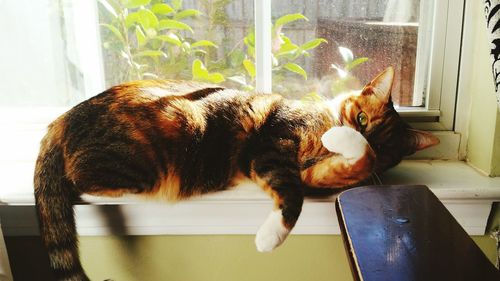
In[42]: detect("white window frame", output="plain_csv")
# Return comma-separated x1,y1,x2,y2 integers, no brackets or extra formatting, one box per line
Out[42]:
408,0,465,132
401,0,466,160
2,0,467,163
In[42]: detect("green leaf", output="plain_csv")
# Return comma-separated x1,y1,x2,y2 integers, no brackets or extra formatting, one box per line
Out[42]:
181,41,191,52
158,19,193,33
274,13,308,28
301,91,323,102
126,10,159,29
247,45,255,58
192,59,225,83
121,0,151,9
206,73,225,83
100,23,125,44
229,50,245,67
244,31,255,47
98,0,118,17
243,59,256,78
300,38,327,51
191,40,218,49
151,3,174,15
174,9,202,20
192,59,206,78
281,35,292,45
155,34,182,46
135,26,147,46
172,0,183,11
192,49,207,55
125,12,139,28
284,63,307,80
134,50,166,57
276,42,299,57
346,57,369,71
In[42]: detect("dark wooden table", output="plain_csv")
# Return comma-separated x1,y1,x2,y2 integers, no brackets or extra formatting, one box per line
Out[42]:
336,185,500,281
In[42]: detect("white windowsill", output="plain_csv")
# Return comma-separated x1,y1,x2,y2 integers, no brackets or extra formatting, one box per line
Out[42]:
0,160,499,237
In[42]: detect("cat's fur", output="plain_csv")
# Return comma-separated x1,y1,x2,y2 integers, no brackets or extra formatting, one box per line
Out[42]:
34,67,438,280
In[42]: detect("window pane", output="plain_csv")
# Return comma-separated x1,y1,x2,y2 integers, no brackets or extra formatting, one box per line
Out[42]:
98,0,255,91
0,0,79,106
271,0,423,107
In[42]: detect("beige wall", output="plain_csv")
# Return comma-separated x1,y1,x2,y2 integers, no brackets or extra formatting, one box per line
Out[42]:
465,0,500,176
5,235,497,281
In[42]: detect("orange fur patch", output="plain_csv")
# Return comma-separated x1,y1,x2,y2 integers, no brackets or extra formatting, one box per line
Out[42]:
242,94,282,132
250,169,283,210
300,146,375,188
147,168,183,201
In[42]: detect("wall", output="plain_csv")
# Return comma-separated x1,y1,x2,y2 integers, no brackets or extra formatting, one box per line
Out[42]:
3,2,500,281
4,235,497,281
465,0,500,176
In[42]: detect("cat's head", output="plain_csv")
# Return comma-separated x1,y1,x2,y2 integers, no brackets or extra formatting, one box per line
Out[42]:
330,67,439,173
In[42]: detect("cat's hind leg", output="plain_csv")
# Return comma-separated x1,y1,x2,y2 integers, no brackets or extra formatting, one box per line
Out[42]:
249,139,304,252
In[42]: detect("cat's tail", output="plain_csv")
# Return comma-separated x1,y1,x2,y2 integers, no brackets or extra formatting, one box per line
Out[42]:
34,140,90,281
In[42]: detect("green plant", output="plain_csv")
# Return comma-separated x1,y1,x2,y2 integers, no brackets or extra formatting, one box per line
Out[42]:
329,46,369,96
99,0,215,81
98,0,328,92
271,14,327,80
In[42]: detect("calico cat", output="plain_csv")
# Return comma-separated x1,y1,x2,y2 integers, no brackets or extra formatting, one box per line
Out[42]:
34,67,438,281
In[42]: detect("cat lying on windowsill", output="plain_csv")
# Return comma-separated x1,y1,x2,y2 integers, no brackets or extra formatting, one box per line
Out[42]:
34,67,438,281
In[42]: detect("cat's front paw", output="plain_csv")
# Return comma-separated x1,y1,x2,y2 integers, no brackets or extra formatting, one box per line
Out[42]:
255,210,290,252
321,126,370,160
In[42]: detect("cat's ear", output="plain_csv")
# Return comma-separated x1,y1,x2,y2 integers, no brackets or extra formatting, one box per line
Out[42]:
365,67,394,103
407,129,440,151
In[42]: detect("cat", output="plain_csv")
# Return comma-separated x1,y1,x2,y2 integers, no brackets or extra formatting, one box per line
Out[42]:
34,67,438,281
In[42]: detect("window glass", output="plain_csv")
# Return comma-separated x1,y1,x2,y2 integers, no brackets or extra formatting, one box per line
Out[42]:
99,0,255,91
271,0,422,107
0,0,76,106
1,0,430,108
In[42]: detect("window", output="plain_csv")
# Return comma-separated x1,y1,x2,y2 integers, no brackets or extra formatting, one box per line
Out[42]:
1,0,465,159
271,0,423,105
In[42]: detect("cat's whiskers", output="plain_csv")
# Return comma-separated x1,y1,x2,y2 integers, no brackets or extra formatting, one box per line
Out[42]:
371,172,383,185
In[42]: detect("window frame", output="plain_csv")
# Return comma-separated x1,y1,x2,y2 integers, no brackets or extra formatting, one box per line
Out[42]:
419,0,465,132
3,0,468,161
406,0,466,160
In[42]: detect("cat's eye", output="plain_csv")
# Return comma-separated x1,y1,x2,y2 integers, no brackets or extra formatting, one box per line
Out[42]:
357,112,368,128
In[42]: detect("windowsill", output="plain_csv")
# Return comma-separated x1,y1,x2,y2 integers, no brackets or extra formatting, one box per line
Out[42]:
0,160,499,237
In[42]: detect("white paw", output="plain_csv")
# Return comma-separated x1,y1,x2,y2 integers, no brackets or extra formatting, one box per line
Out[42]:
255,210,290,252
321,126,369,160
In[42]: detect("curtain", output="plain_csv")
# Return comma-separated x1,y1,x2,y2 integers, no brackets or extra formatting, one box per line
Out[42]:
485,0,500,109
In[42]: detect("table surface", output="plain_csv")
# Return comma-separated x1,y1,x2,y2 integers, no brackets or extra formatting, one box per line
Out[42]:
336,185,500,281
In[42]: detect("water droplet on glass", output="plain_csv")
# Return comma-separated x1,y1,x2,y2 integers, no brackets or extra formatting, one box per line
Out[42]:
395,217,409,224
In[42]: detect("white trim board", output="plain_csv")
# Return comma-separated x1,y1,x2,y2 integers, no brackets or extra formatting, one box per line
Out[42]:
0,160,499,237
